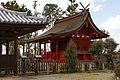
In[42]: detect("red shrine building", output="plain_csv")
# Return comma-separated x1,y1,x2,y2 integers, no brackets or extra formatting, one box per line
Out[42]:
28,9,109,61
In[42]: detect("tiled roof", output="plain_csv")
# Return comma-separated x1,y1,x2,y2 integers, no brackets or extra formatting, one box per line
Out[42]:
0,7,47,24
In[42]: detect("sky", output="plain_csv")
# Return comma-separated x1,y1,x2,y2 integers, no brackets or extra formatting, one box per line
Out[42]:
0,0,120,50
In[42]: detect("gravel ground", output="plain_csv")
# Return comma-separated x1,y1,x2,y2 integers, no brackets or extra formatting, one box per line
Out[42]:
0,73,114,80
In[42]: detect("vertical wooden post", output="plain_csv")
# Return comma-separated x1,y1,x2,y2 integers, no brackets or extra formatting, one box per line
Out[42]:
44,43,46,60
34,43,36,55
6,42,9,55
39,42,41,55
0,42,2,55
14,36,18,75
56,39,58,60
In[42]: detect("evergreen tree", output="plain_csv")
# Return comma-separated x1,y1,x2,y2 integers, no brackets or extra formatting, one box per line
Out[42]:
67,0,78,15
1,1,32,15
64,40,77,73
89,37,118,55
42,4,65,29
104,38,118,53
89,39,104,55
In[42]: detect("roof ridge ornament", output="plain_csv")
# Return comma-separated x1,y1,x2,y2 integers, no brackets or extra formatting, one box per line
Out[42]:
79,2,90,12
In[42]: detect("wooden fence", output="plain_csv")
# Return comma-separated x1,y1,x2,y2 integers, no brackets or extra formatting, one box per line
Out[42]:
17,58,96,74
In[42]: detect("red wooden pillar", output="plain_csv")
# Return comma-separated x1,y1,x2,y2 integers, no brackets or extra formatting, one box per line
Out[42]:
6,42,9,55
56,39,58,60
39,42,41,55
44,43,46,60
50,41,52,60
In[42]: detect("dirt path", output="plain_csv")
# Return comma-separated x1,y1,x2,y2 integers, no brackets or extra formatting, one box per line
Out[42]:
0,73,114,80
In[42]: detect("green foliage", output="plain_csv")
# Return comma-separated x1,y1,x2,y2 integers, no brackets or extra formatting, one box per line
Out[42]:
64,40,77,73
89,38,118,55
94,60,99,69
103,54,112,63
19,36,25,46
89,39,104,55
114,63,120,78
95,55,105,70
89,38,118,70
42,4,65,28
1,1,19,11
104,38,118,53
67,0,78,15
1,0,32,16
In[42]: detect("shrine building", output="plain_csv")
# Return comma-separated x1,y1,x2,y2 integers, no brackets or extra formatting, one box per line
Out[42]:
27,9,109,61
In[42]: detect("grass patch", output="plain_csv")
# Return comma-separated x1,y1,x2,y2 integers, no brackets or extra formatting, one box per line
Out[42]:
89,69,113,73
